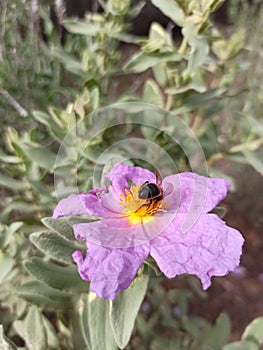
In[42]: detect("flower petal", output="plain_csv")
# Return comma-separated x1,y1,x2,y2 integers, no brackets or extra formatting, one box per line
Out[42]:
53,194,90,218
73,211,177,248
163,173,230,232
163,172,230,214
72,243,149,299
105,163,156,197
150,213,244,289
52,192,120,219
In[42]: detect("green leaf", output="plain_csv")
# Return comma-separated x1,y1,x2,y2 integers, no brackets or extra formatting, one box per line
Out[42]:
0,325,17,350
242,316,263,345
25,306,47,350
42,316,59,349
143,80,164,107
24,257,89,293
110,269,149,349
30,231,85,264
62,19,101,36
32,111,66,141
22,146,57,172
150,0,184,26
41,216,98,242
223,340,258,350
0,173,25,191
174,88,226,113
0,222,23,249
80,295,92,350
41,217,75,241
124,52,181,73
0,251,14,283
85,293,117,350
18,281,72,309
201,313,231,349
182,25,209,73
71,299,91,350
52,47,84,76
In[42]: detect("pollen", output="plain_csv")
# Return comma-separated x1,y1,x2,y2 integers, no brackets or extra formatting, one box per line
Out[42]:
120,185,163,225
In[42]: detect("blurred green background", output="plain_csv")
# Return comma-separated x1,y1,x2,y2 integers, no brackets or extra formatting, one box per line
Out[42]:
0,1,263,349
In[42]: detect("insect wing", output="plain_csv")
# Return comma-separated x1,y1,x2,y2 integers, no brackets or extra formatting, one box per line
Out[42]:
155,170,163,186
163,182,174,197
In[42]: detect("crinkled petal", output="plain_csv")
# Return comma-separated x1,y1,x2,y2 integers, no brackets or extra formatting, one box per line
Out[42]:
72,243,149,299
52,192,120,219
163,173,230,214
73,211,177,248
163,173,230,213
105,163,156,197
163,173,230,232
53,193,91,218
150,213,244,289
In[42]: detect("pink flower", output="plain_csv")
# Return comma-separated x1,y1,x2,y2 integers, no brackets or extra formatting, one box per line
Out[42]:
53,163,244,300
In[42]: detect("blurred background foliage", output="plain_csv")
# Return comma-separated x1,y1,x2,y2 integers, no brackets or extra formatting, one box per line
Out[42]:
0,0,263,349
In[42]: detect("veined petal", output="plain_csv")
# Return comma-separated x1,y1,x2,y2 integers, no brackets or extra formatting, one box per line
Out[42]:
73,211,176,248
163,173,230,214
53,193,91,218
150,213,244,289
163,172,230,232
72,243,149,300
53,192,120,219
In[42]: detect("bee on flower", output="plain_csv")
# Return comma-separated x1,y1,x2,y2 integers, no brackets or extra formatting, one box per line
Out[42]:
53,163,244,300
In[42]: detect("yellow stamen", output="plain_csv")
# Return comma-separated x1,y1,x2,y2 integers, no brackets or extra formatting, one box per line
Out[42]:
120,185,163,225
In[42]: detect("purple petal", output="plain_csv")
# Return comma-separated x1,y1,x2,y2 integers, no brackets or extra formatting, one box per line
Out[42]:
163,173,230,214
105,163,156,196
73,211,177,248
72,243,149,299
52,192,120,219
163,173,230,232
150,213,244,289
53,194,91,218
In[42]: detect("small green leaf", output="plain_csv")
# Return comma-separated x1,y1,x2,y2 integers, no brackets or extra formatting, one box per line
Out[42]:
110,269,149,349
0,325,17,349
22,146,57,172
42,316,59,349
18,281,72,309
25,306,47,350
24,257,89,293
52,47,84,76
0,173,25,191
80,295,92,349
0,251,14,283
150,0,184,26
182,25,209,73
143,80,163,107
201,313,231,349
242,316,263,345
124,52,181,73
223,340,258,350
41,216,98,241
41,217,75,241
86,293,117,350
30,231,84,264
0,222,23,249
62,20,101,36
174,88,226,113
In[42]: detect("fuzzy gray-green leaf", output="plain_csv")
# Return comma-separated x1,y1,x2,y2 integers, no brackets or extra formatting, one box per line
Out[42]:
24,257,89,293
110,269,149,349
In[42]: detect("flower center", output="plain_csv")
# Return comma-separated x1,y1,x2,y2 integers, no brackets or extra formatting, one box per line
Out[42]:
119,185,163,225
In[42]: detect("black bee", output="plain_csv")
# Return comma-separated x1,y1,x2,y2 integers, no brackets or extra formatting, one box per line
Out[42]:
135,172,166,215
